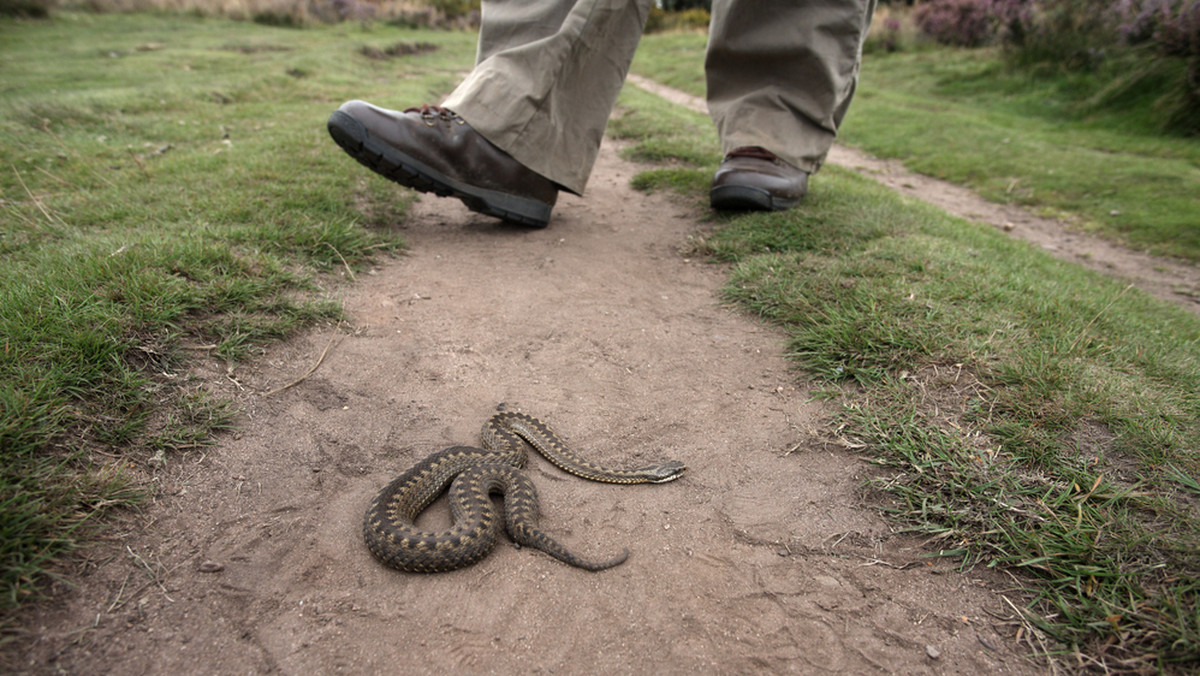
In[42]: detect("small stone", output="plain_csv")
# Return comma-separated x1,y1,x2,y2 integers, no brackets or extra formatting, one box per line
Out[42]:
198,560,224,573
925,645,941,660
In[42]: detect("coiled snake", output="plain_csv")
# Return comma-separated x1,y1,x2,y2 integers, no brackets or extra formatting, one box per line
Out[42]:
364,411,687,573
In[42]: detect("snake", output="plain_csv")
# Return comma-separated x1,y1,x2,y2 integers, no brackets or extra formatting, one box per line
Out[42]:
363,410,687,573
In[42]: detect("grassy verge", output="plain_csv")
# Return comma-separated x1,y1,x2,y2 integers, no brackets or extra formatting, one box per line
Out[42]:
611,83,1200,671
630,33,1200,262
0,12,476,614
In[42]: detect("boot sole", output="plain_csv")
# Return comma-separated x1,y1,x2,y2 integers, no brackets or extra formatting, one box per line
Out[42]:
327,110,551,228
710,185,800,212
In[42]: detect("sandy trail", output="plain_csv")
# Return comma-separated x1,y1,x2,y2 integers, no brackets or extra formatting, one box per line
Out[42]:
10,136,1045,674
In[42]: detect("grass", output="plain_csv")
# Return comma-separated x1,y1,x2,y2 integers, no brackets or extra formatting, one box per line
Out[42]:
630,33,1200,262
4,9,1199,672
0,11,478,615
610,82,1200,671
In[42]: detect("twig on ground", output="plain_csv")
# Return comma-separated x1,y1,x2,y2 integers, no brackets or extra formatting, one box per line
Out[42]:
264,320,344,397
105,572,132,613
125,545,174,603
826,531,853,549
226,364,244,392
858,557,918,570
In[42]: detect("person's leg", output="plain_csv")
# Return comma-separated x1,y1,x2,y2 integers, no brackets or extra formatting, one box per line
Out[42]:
445,0,652,196
328,0,651,227
706,0,876,210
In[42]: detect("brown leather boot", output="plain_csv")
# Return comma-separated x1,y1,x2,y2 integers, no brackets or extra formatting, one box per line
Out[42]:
328,101,558,228
710,146,808,212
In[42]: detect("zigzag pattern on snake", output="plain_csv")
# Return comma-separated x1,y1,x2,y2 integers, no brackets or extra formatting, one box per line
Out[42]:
363,410,687,573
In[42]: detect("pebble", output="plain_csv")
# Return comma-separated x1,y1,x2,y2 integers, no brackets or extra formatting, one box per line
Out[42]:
198,560,224,573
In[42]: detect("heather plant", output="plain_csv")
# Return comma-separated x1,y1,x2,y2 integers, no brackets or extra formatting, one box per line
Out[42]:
912,0,1000,47
998,0,1116,69
50,0,476,27
975,0,1200,134
329,0,376,22
1098,0,1200,133
0,0,54,15
865,14,904,52
989,0,1033,44
863,4,927,53
644,6,710,33
874,16,903,51
424,0,477,20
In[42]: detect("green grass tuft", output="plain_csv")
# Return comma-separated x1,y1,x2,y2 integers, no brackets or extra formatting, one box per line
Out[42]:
0,12,479,615
609,85,721,167
615,69,1200,671
630,34,1200,262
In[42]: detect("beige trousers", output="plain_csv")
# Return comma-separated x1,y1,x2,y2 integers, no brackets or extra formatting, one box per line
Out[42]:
443,0,876,195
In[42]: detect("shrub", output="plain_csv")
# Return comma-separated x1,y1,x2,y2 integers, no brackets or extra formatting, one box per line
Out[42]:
913,0,998,47
1002,0,1115,69
1109,0,1200,134
0,0,55,16
865,4,922,53
424,0,477,20
869,16,904,52
644,6,710,33
1114,0,1200,58
990,0,1200,134
904,0,1198,133
989,0,1034,44
329,0,376,22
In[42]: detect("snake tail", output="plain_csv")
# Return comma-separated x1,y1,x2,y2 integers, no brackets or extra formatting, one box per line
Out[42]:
497,470,630,571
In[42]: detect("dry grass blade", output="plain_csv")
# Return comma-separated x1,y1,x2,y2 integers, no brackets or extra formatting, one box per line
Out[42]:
263,321,344,397
10,164,62,225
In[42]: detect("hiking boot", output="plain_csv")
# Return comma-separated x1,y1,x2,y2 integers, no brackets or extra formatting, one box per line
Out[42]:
710,146,808,211
328,100,558,228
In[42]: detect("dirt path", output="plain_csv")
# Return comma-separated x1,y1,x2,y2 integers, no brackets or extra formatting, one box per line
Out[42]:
629,75,1200,316
8,130,1051,673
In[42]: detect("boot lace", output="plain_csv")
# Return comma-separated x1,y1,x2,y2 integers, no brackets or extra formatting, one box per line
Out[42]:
405,104,466,126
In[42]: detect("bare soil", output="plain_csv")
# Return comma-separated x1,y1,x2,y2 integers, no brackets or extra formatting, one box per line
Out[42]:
13,79,1195,675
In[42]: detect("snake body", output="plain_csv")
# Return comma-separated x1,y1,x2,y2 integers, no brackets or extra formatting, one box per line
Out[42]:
364,411,687,573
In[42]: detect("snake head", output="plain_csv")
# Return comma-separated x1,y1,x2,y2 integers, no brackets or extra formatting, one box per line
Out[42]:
644,459,687,483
